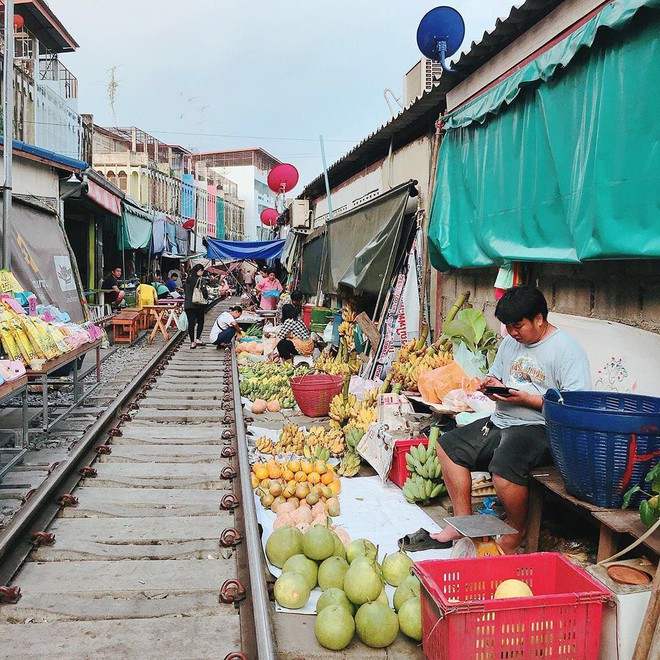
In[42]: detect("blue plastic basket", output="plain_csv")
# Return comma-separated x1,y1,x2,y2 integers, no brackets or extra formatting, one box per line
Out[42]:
543,389,660,508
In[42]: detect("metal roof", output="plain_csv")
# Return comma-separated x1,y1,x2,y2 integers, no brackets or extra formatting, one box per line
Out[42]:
15,0,79,53
300,0,564,200
0,137,87,171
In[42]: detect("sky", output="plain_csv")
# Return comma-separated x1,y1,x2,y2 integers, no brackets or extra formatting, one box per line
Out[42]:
49,0,517,190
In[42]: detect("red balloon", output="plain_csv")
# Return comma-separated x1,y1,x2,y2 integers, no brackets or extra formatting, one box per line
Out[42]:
13,15,24,29
182,219,195,229
260,208,279,227
267,163,299,193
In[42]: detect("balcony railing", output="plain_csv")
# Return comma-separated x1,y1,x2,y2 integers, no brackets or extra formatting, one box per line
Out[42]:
39,57,78,100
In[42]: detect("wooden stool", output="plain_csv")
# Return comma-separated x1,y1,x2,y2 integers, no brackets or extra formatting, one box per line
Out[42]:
111,311,140,344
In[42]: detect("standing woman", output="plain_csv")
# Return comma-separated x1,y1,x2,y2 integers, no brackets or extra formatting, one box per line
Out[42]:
256,268,283,311
273,304,313,361
184,264,208,348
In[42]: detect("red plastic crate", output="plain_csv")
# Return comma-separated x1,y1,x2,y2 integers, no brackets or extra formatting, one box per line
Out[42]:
413,553,610,660
388,436,429,488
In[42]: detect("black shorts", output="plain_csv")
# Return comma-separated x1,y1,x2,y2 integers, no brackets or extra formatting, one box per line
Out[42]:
439,418,550,486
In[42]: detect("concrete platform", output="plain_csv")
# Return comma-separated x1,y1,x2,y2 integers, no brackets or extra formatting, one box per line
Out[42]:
61,488,226,518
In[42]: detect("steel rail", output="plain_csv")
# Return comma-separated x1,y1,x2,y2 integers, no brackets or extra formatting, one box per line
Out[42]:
0,330,184,581
231,351,277,660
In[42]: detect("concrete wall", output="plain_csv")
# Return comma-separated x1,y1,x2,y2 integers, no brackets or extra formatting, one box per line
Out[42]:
447,0,605,110
435,260,660,338
0,157,59,199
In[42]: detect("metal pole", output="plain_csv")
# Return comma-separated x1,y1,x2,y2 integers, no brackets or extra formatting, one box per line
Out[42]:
2,0,15,269
319,135,333,221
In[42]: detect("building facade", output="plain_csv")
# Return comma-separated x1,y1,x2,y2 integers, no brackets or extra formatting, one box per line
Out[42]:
192,148,280,240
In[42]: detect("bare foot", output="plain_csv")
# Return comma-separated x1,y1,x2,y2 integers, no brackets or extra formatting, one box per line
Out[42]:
430,526,463,543
497,531,525,555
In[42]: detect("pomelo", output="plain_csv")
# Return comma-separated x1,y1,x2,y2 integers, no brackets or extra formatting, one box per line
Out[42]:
302,525,335,561
331,531,346,559
376,587,389,606
265,526,303,568
318,556,349,591
314,604,355,651
398,596,422,642
316,588,356,616
273,572,310,609
355,601,399,648
344,561,383,606
382,550,414,586
346,538,378,564
393,574,421,612
282,554,318,591
494,579,533,599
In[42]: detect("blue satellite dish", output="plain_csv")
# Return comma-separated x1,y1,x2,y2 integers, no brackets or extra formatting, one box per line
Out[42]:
416,6,465,73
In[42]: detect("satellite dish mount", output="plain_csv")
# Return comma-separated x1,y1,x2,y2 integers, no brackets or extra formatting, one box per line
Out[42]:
416,6,465,74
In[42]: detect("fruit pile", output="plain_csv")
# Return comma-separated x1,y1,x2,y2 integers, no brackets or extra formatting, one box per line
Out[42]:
239,362,309,410
255,424,306,455
313,307,361,376
402,427,447,505
255,424,346,459
251,457,341,511
390,338,453,392
266,528,423,651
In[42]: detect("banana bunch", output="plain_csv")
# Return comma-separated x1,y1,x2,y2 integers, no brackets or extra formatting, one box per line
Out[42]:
303,444,331,462
402,474,447,505
342,307,357,323
256,435,276,454
314,351,360,377
329,394,358,427
344,425,365,450
391,342,453,391
406,443,443,479
355,406,377,430
272,424,305,455
305,426,346,457
337,450,361,477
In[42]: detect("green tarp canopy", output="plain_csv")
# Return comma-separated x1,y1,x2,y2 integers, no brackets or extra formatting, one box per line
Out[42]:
120,205,153,250
428,0,660,271
216,197,225,240
300,229,326,295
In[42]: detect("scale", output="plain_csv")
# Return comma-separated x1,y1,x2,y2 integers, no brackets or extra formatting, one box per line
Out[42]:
416,6,466,73
445,514,517,558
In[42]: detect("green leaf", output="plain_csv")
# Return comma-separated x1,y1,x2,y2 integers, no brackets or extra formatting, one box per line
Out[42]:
645,462,660,493
443,308,488,345
622,485,641,509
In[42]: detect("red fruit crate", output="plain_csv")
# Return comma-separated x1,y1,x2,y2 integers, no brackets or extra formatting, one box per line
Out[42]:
413,554,610,660
388,436,429,488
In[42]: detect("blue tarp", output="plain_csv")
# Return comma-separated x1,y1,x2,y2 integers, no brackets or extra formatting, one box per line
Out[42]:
206,238,285,261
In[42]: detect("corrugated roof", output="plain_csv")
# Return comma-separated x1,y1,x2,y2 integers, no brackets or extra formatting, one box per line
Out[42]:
300,0,564,200
0,137,87,171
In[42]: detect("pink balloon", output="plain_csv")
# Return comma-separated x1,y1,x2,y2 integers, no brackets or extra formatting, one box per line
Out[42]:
260,208,279,227
267,163,299,193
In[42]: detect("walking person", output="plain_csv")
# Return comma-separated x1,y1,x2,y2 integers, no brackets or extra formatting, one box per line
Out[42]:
272,304,313,362
256,268,283,311
184,264,208,349
210,305,244,349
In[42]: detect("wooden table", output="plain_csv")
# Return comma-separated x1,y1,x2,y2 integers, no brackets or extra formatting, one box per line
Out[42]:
144,303,184,344
110,309,143,344
26,340,102,432
0,375,29,482
527,466,659,561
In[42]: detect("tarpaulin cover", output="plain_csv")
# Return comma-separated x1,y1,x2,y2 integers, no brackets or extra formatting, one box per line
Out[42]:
323,187,410,294
5,200,85,322
206,238,285,261
300,231,325,295
216,198,225,240
428,0,660,270
119,207,152,250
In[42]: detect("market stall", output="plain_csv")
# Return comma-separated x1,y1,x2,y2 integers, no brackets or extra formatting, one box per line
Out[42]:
0,375,29,482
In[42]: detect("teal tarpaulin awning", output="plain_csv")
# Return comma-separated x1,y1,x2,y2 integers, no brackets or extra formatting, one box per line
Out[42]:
428,0,660,270
120,205,153,250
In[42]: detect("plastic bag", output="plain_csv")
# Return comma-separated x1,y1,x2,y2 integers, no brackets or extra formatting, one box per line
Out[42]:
418,361,480,404
453,341,487,378
176,312,188,333
349,375,380,401
323,322,334,343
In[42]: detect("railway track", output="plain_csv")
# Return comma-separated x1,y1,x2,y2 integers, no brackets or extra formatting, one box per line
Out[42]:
0,303,274,659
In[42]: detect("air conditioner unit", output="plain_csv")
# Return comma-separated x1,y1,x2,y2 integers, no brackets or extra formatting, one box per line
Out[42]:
287,199,310,229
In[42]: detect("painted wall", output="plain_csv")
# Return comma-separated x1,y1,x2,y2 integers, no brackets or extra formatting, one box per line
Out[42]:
0,157,59,199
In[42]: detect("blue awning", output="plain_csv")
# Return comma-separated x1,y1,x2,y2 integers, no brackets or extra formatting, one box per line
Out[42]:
0,137,88,170
206,238,285,261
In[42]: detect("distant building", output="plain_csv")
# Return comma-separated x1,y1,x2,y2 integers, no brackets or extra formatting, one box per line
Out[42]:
192,148,280,240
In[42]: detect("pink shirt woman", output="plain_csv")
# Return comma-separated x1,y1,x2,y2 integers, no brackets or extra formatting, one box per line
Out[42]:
256,271,283,310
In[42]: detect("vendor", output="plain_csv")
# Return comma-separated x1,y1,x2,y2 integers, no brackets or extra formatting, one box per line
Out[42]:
102,267,125,310
256,269,283,310
272,303,313,361
431,285,591,554
210,305,244,349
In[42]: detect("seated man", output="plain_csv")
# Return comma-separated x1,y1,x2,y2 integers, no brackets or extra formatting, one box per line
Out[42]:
102,267,125,310
210,305,244,349
166,273,181,293
432,285,590,554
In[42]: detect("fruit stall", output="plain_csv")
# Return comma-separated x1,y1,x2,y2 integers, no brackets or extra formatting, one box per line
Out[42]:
237,302,659,658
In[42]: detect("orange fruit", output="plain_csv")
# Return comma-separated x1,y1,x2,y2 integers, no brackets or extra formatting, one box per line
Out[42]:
329,480,341,495
314,461,328,475
254,466,269,481
268,465,282,479
282,469,294,482
308,472,321,485
250,474,259,489
321,472,334,485
295,471,307,483
288,460,301,473
301,460,313,474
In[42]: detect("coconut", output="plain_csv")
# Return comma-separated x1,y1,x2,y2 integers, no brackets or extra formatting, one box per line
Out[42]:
393,574,420,612
273,572,310,609
265,526,303,568
314,604,356,651
302,525,335,561
381,551,414,587
346,538,378,564
282,554,318,591
318,556,350,591
355,601,400,648
252,399,267,414
343,561,383,606
316,588,356,616
398,596,422,642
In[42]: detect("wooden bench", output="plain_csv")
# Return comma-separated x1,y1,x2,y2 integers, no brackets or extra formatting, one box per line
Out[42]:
527,466,659,561
110,310,143,345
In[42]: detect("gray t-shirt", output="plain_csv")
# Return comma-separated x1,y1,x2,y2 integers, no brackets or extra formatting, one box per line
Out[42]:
488,328,591,428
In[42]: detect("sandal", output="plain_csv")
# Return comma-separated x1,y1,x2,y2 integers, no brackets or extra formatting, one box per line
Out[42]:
190,343,196,349
398,528,454,552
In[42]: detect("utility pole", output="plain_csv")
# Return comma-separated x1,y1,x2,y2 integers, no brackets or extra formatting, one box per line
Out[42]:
2,0,15,270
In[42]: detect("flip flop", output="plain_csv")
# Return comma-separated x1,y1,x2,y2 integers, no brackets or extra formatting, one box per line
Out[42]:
398,528,454,552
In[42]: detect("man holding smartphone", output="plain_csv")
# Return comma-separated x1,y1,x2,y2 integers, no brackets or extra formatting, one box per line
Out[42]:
431,285,590,553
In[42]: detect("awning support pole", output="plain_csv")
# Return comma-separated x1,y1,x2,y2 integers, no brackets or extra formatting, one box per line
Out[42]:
2,0,15,270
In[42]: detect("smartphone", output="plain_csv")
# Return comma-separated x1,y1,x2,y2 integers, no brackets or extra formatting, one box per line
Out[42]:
484,386,513,397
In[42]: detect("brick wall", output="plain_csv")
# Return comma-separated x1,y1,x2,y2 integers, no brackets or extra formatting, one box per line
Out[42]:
435,259,660,337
